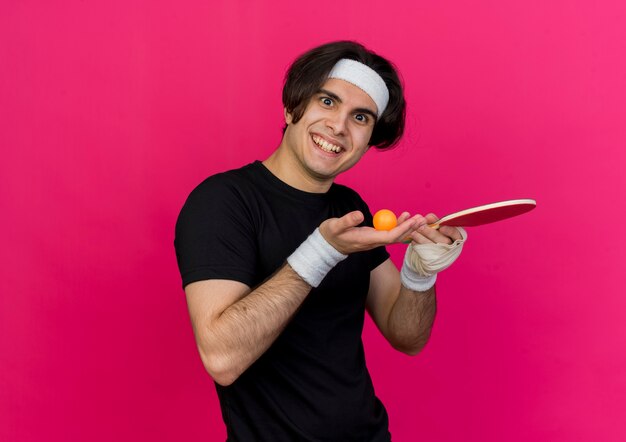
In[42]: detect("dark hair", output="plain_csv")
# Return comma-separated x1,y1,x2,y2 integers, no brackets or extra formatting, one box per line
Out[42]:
282,41,406,150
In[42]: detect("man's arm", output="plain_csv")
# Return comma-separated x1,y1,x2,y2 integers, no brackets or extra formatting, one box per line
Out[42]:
365,215,462,355
366,260,437,355
186,210,418,386
185,265,310,386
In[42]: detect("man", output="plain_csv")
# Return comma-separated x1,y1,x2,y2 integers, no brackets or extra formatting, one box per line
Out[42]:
175,41,466,441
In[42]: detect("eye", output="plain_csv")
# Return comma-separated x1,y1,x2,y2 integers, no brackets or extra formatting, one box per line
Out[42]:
320,97,333,107
354,113,369,124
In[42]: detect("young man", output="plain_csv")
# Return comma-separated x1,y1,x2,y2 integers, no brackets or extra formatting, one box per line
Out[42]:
175,41,466,441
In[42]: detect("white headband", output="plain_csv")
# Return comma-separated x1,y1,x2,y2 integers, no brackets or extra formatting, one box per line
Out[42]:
327,58,389,117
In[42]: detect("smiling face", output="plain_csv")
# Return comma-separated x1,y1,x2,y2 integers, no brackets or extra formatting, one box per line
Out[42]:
266,78,378,193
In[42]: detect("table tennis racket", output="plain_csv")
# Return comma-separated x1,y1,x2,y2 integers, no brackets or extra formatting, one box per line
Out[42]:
428,199,536,229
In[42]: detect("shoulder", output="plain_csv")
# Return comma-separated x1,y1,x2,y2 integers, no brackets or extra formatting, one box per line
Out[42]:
329,182,365,203
176,162,266,236
189,162,258,198
329,182,370,211
182,162,262,211
174,163,264,288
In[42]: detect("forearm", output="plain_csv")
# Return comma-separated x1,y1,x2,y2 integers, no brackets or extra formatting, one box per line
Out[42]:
197,214,418,384
202,265,311,385
384,222,463,355
197,225,352,385
385,222,465,354
386,284,437,355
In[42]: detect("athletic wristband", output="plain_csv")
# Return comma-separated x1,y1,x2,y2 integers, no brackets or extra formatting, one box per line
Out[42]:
287,228,347,287
401,259,437,292
400,227,468,292
405,227,467,277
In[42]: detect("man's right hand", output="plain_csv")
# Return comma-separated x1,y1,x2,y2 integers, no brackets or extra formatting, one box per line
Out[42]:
319,210,426,255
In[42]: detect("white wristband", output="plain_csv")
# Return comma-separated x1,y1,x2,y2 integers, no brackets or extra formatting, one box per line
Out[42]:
401,259,437,292
287,228,347,287
400,227,468,292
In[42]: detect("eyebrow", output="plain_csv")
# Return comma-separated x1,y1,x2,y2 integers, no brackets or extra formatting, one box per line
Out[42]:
317,88,378,121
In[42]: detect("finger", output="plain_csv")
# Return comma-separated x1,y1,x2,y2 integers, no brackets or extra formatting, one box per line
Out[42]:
319,211,366,252
392,214,425,243
416,223,453,245
439,225,463,242
390,215,418,238
408,230,433,245
412,214,428,229
425,213,440,226
397,212,411,224
337,211,365,231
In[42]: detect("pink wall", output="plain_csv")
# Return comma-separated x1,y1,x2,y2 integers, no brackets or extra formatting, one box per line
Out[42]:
2,1,625,440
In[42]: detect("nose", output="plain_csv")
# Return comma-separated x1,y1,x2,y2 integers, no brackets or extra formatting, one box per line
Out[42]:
326,112,347,136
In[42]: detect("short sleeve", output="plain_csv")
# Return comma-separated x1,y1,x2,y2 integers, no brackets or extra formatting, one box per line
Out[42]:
174,176,259,289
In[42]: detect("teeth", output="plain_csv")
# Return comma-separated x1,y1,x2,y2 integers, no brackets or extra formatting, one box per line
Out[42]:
313,135,341,153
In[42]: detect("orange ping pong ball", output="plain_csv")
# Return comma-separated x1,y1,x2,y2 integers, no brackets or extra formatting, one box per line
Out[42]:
373,209,398,231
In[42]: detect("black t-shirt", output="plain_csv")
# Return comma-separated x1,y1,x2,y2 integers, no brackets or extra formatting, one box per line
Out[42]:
175,161,391,441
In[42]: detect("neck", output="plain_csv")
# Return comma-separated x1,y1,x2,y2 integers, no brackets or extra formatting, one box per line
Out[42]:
263,143,333,194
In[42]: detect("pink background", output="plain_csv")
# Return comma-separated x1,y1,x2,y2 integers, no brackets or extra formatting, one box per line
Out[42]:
2,1,625,440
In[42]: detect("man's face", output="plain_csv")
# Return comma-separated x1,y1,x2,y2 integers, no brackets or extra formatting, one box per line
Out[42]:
282,78,378,189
